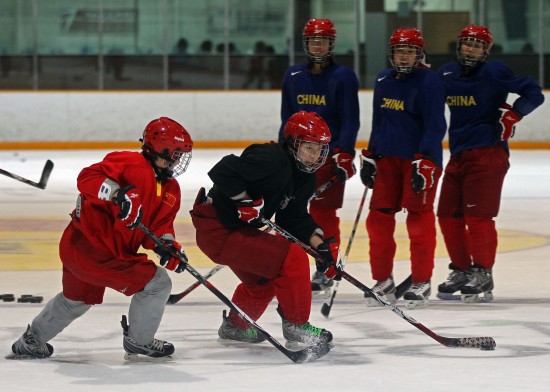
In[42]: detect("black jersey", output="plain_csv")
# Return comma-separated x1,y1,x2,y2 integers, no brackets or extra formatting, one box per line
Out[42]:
207,142,320,244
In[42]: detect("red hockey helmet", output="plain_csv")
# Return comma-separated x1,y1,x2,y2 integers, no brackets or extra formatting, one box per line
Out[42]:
457,24,493,67
388,28,425,74
283,111,331,173
302,18,336,63
141,117,193,178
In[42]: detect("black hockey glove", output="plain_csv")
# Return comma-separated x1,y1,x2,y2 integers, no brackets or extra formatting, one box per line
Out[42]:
114,185,143,230
360,150,380,189
235,197,265,228
154,239,187,273
316,238,342,281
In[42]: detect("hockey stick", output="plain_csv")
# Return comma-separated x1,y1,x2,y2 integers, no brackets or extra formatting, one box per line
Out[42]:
320,187,368,318
262,220,496,351
0,159,54,189
317,187,413,316
166,264,224,304
137,223,330,363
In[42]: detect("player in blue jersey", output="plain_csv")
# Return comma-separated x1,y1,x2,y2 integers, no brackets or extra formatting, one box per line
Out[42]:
359,28,447,309
278,18,360,296
436,25,544,303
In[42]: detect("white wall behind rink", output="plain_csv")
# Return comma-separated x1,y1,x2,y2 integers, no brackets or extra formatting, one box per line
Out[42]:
0,91,548,142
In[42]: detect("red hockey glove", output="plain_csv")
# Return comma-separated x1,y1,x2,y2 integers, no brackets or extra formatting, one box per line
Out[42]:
333,151,356,182
411,154,436,193
316,238,342,280
154,239,187,273
235,197,265,228
497,103,522,141
360,149,380,189
114,185,143,230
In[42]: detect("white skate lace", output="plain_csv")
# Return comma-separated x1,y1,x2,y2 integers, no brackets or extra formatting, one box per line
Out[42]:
146,338,165,352
409,283,426,294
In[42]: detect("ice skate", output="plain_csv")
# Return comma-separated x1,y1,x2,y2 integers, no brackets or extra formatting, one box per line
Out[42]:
437,264,471,300
5,325,53,360
311,271,333,298
403,281,431,309
460,267,494,303
365,276,397,307
121,315,174,361
277,307,333,350
217,310,266,344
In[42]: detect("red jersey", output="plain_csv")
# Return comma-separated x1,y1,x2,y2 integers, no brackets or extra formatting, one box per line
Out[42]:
76,151,181,259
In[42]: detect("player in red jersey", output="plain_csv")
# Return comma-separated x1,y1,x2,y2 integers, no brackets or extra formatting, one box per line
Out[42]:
7,117,193,360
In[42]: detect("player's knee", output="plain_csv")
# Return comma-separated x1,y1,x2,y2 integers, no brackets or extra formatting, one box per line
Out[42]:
59,293,91,317
143,267,172,297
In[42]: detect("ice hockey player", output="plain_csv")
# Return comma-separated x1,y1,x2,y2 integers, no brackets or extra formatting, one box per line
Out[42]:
360,28,446,309
278,18,360,297
436,24,544,303
6,117,193,360
191,111,338,351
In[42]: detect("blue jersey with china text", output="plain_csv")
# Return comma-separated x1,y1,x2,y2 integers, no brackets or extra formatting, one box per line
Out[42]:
437,60,544,155
368,68,446,167
278,62,360,153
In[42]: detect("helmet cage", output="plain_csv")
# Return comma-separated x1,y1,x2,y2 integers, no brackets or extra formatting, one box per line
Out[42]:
168,150,192,178
388,44,423,73
302,18,336,64
303,36,336,63
456,38,490,67
289,138,329,173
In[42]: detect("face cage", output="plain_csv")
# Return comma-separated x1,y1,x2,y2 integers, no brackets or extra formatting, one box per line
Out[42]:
456,38,489,67
291,138,329,173
388,45,422,74
303,36,335,64
166,150,192,178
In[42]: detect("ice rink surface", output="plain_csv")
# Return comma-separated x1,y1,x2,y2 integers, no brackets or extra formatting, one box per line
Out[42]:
1,148,549,392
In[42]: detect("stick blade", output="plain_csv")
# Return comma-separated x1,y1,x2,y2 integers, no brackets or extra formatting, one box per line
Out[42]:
37,160,54,189
320,303,331,318
446,336,496,350
287,342,331,363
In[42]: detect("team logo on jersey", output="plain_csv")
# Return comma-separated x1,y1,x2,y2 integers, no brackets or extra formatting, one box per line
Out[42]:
279,195,294,210
163,192,177,207
381,98,404,111
297,94,326,105
446,95,477,106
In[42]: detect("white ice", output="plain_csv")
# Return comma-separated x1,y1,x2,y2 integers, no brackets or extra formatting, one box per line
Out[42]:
1,149,549,392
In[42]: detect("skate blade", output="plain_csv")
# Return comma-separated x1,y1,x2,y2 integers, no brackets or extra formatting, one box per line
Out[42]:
436,292,461,301
405,299,429,309
284,340,335,350
124,352,174,362
5,352,48,360
461,291,494,303
216,338,265,347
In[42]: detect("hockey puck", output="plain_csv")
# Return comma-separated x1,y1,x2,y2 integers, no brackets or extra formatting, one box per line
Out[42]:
1,294,15,302
30,296,43,303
